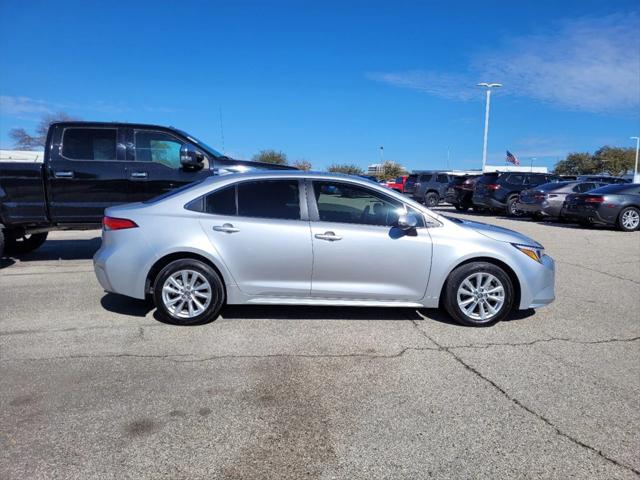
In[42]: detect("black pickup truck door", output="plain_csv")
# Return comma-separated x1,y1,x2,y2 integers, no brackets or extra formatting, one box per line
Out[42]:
122,128,212,202
46,125,128,223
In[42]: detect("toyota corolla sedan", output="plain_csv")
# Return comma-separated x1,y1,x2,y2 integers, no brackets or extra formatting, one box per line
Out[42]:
93,172,555,327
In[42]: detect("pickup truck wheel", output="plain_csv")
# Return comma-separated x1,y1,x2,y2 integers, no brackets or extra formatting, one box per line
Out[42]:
153,259,225,325
5,231,49,255
424,192,439,208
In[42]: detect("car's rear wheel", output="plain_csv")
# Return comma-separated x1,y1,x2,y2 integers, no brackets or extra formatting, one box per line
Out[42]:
444,262,515,327
505,195,521,217
153,259,225,325
618,207,640,232
4,231,48,255
424,192,439,208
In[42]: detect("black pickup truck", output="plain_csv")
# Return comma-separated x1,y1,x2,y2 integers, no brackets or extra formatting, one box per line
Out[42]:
0,121,293,257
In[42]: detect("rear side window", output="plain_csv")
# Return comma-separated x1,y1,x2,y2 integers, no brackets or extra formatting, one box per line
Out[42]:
205,186,236,215
62,128,117,161
420,174,433,182
436,174,449,183
237,180,300,220
507,174,524,184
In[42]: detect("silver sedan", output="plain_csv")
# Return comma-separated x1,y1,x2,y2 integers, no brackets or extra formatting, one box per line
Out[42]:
93,172,555,326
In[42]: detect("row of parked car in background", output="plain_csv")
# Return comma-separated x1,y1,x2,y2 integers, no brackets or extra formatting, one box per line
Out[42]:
384,171,640,232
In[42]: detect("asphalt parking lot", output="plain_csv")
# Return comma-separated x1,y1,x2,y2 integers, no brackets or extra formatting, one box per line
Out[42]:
1,208,639,479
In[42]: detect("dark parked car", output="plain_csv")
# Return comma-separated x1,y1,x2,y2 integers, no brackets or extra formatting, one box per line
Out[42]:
576,175,630,184
516,181,606,219
560,183,640,231
404,171,456,207
472,172,560,216
0,121,294,257
444,175,482,211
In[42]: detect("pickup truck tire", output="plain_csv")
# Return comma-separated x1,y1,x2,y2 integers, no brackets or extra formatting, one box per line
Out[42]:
424,192,439,208
153,259,225,325
5,231,49,255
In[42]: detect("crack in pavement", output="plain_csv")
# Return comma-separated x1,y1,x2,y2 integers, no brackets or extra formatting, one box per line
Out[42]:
409,319,640,477
556,260,640,285
445,336,640,350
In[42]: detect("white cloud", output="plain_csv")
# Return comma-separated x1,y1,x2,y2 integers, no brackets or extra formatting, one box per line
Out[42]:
0,96,53,116
369,13,640,113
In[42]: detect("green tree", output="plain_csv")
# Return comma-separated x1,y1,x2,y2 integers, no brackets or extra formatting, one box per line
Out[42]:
292,159,312,170
10,112,77,150
327,163,364,175
252,149,288,165
593,146,635,177
553,152,597,175
377,160,407,181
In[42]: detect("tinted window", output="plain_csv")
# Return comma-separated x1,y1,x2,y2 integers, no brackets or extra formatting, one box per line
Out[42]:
237,180,300,220
420,174,433,182
538,182,569,191
527,175,549,186
436,174,449,183
405,174,418,186
313,181,404,226
507,175,524,184
62,128,117,161
205,186,236,215
572,183,594,193
135,130,183,168
589,184,639,195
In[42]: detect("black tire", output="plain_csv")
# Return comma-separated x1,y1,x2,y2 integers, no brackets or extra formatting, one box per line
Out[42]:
617,206,640,232
578,219,592,228
454,205,469,212
424,192,439,208
532,212,544,221
0,227,5,259
153,259,225,325
443,261,515,327
505,195,521,217
4,231,49,255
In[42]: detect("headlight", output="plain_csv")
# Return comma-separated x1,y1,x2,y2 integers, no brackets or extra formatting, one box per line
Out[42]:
513,243,544,263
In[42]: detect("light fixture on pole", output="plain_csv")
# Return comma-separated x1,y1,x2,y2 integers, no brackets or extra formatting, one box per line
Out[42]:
631,137,640,183
477,82,502,172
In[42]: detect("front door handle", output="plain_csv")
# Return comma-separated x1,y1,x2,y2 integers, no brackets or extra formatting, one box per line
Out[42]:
130,171,148,179
213,223,240,233
54,170,74,178
315,231,342,241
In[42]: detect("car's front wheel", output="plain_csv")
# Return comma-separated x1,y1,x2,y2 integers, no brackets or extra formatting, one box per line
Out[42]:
443,262,515,327
153,259,225,325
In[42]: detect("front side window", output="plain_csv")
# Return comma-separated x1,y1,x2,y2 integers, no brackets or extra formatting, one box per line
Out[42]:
62,128,117,161
237,180,300,220
135,130,183,168
313,181,405,226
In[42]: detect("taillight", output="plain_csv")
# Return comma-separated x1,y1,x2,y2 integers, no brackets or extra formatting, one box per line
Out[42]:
486,184,501,191
584,196,605,203
103,216,139,230
533,193,546,200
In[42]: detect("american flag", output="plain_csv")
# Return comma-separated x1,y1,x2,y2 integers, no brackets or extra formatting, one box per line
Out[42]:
506,150,520,165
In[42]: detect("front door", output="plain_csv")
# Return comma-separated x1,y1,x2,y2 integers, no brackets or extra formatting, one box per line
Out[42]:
199,179,313,296
308,180,432,301
47,125,127,223
123,128,211,202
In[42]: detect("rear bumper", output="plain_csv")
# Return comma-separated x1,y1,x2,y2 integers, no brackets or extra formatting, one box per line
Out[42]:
560,206,614,225
472,195,505,210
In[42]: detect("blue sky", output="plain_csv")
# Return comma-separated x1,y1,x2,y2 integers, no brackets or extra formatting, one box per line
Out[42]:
1,0,639,171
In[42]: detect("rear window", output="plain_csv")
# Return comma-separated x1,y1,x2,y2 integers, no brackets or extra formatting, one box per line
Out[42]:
62,128,117,161
405,175,418,185
476,173,500,184
589,184,639,195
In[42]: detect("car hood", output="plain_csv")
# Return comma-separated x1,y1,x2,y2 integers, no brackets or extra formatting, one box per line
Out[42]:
448,217,543,248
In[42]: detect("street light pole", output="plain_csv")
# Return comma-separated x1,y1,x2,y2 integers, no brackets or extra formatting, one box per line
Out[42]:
478,83,502,172
631,137,640,183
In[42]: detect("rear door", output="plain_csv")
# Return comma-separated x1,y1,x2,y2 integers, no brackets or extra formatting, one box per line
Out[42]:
46,125,127,223
199,179,313,297
308,180,431,301
123,128,212,202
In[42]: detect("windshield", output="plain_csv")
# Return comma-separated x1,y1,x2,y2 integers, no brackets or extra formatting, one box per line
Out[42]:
175,130,225,157
589,184,638,195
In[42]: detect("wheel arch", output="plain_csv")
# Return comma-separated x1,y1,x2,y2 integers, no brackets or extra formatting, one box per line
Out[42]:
438,256,521,310
145,251,228,296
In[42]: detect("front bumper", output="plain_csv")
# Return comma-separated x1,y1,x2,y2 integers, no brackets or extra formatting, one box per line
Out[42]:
520,254,556,309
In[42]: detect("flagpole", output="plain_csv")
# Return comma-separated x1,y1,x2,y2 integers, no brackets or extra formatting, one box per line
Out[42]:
477,83,502,172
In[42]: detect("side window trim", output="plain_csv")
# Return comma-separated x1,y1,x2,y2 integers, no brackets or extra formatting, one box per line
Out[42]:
59,126,120,162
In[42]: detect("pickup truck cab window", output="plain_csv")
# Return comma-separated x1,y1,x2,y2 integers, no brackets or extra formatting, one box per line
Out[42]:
62,128,118,161
134,130,183,169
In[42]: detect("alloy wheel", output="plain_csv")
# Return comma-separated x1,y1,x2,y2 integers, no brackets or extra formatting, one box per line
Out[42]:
621,209,639,230
456,272,505,322
161,270,212,319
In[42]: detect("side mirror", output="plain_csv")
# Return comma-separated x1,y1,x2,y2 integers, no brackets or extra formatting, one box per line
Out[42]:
396,212,418,230
180,143,205,171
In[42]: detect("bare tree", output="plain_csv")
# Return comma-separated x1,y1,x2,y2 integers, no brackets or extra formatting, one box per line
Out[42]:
9,112,77,150
252,149,288,165
327,164,364,175
292,159,312,170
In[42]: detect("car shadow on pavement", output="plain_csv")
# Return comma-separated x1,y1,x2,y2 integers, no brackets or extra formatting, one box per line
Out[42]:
0,258,16,269
100,293,154,318
220,305,424,321
5,237,102,262
417,307,536,326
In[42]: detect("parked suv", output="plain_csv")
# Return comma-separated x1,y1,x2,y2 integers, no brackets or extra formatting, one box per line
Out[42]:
404,171,455,207
472,172,560,216
444,174,482,211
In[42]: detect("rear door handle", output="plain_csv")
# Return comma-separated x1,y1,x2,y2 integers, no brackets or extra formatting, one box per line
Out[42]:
315,231,342,241
130,171,148,179
54,171,74,178
213,223,240,233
